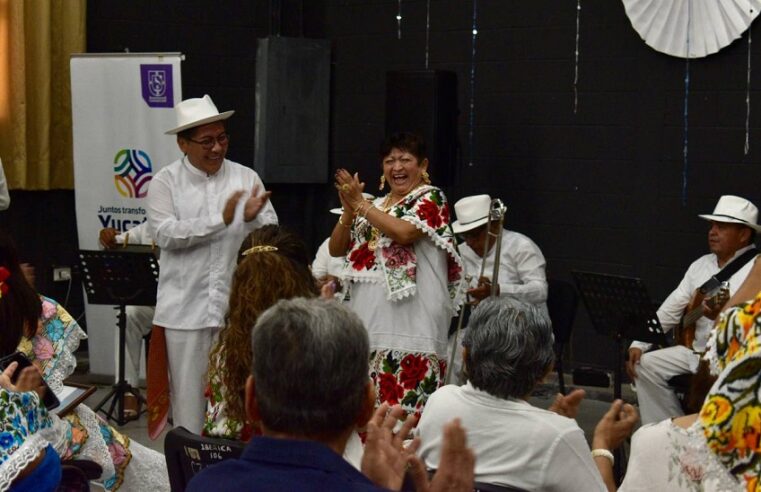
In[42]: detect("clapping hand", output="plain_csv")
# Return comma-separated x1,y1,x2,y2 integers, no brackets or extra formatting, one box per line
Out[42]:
334,169,365,214
0,362,46,398
243,185,272,223
548,389,586,419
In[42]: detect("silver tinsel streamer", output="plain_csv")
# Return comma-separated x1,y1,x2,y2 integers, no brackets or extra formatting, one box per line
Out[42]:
574,0,581,113
397,0,402,40
745,9,753,155
468,0,478,167
425,0,431,68
682,0,691,204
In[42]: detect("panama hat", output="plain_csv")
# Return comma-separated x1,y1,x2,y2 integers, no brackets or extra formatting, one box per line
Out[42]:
165,95,234,135
330,193,375,215
452,194,492,234
698,195,761,232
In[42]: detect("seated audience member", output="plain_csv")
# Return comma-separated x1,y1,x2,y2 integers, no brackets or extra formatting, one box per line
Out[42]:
418,297,638,492
99,223,156,419
0,230,170,491
620,289,761,490
0,363,61,491
203,225,318,441
188,298,475,492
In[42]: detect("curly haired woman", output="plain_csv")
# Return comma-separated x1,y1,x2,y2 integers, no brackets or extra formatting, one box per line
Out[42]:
202,225,318,441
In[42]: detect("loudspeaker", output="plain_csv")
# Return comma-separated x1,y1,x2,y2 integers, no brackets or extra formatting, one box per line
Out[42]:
385,70,458,188
254,37,331,183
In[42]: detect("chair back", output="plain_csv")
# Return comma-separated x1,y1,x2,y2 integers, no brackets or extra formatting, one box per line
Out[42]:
473,481,529,492
164,426,246,492
547,279,579,344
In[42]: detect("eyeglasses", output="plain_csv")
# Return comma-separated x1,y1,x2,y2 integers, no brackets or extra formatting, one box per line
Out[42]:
186,133,230,150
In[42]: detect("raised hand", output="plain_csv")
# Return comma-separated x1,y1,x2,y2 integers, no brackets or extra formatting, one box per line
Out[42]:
334,168,366,213
243,185,273,223
223,190,245,225
548,388,586,418
361,404,420,490
593,399,639,451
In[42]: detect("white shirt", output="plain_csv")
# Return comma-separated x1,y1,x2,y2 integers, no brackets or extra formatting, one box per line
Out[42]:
460,229,548,311
418,382,607,491
147,157,277,330
0,158,9,210
631,245,755,353
311,237,344,279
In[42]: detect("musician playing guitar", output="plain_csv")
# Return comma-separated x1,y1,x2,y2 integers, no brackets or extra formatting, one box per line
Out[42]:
626,195,760,425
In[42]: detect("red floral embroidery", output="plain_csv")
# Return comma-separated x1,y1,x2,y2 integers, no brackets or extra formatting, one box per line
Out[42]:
383,243,415,269
447,255,462,282
349,242,376,271
416,198,443,229
378,372,405,405
399,354,430,389
0,266,9,297
441,202,450,224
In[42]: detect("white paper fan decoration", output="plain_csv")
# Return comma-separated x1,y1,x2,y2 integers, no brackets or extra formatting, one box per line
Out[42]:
622,0,761,58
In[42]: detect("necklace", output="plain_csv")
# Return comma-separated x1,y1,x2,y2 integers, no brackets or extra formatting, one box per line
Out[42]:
366,182,425,251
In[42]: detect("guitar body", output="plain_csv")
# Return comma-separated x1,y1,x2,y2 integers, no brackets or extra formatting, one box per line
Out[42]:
674,291,704,350
675,283,730,350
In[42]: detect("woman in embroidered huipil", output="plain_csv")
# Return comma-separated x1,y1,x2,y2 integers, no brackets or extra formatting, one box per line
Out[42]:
203,225,318,440
329,133,466,418
0,231,170,491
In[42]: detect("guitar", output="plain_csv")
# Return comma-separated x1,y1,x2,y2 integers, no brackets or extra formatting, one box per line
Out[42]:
674,281,729,350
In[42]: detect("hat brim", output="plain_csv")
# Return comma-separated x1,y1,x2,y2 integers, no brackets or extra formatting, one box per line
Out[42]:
165,110,235,135
698,213,761,232
451,216,489,235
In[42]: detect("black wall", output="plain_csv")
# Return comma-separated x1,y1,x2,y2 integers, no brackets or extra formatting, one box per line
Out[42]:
10,0,761,371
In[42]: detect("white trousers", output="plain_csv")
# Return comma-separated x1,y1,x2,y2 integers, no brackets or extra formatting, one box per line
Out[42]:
114,305,155,387
165,327,221,434
634,345,700,425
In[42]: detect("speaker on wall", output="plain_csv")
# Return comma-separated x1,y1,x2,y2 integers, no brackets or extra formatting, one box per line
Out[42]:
254,36,331,183
385,70,458,188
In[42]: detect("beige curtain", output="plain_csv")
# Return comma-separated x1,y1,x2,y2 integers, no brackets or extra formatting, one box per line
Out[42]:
0,0,86,190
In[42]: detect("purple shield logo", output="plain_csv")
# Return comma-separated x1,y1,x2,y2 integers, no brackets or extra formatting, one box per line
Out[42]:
140,64,174,108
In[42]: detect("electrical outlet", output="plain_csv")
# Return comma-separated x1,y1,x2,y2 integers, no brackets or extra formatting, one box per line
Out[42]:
53,267,71,282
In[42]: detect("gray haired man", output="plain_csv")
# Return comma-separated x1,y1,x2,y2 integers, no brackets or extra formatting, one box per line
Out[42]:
188,298,475,492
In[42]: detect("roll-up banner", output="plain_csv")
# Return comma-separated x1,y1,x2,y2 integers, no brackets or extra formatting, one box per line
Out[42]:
71,53,182,377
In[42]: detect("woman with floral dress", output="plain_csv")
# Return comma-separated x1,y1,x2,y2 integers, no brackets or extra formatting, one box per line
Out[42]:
0,231,168,491
203,225,318,440
330,133,466,418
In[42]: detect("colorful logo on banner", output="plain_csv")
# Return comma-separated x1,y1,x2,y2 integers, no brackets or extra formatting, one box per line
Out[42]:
114,149,153,198
140,64,174,108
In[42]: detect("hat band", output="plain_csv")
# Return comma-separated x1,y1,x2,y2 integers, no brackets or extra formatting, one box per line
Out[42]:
711,213,752,225
457,214,489,227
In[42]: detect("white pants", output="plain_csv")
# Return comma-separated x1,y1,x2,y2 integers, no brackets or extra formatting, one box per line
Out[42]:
634,345,700,425
114,305,155,387
164,327,220,434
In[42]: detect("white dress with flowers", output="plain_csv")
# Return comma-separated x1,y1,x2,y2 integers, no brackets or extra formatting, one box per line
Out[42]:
341,185,466,417
17,297,169,492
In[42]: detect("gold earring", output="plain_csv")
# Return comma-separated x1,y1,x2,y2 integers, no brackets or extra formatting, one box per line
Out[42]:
379,175,385,191
422,170,431,184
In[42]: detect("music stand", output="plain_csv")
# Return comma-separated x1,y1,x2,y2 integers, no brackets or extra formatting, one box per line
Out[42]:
572,271,666,481
79,250,158,426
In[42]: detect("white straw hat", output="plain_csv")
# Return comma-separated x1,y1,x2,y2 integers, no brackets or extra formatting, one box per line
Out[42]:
452,194,492,234
698,195,761,232
165,94,234,135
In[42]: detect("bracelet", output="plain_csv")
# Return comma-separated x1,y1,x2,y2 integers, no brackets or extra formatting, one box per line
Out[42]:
338,216,351,229
591,449,614,465
362,204,374,218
